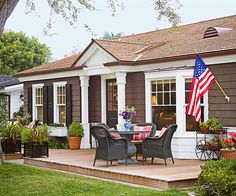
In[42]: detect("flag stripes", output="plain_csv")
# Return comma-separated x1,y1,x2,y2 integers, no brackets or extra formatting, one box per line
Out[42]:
186,54,215,123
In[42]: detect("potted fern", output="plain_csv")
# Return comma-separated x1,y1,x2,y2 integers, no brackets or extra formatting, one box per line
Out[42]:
68,122,84,150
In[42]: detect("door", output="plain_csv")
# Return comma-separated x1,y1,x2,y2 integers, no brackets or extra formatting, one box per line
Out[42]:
106,79,118,128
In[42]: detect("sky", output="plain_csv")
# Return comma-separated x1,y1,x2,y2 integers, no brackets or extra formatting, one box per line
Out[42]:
4,0,236,60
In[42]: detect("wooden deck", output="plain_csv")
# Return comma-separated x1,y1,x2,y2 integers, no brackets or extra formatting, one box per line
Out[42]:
24,149,203,189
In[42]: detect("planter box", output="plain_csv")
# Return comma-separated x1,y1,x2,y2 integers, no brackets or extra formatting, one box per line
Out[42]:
48,126,68,137
23,142,49,158
221,149,236,160
1,139,21,154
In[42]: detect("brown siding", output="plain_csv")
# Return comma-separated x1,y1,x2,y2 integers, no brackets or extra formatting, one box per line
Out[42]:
126,72,145,123
23,77,81,123
208,63,236,126
89,75,101,122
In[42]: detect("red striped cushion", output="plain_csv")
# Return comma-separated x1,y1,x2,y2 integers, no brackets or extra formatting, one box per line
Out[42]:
132,126,152,140
111,133,121,139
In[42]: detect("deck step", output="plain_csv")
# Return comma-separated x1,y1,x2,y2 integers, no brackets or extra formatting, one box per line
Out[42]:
24,157,197,189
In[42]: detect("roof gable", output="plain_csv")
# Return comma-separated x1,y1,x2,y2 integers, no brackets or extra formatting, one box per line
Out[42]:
73,40,117,68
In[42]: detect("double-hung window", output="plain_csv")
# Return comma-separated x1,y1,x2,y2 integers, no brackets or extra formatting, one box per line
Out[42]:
32,84,43,122
151,79,176,130
185,78,206,131
54,82,66,124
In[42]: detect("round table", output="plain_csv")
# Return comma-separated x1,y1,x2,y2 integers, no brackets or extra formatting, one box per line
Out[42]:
111,130,152,164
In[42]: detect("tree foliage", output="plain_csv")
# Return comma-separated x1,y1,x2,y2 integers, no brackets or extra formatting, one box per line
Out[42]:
25,0,181,35
0,31,51,75
102,32,123,39
0,95,8,122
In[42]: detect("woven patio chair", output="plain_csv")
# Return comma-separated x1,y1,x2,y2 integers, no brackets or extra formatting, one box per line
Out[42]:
131,122,157,160
90,124,128,167
142,124,177,166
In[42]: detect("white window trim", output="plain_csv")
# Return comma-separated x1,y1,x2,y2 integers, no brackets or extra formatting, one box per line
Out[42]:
53,81,67,124
32,83,44,121
145,69,208,136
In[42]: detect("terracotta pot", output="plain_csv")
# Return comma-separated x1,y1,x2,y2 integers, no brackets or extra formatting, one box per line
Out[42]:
200,126,209,133
210,142,220,150
214,128,223,134
220,149,236,160
68,137,81,150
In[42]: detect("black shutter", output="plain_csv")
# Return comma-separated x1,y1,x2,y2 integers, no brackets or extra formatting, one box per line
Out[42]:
43,86,48,124
66,83,72,126
27,87,32,121
47,85,54,124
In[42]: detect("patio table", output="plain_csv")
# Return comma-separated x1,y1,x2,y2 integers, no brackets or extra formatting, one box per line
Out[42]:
110,130,152,164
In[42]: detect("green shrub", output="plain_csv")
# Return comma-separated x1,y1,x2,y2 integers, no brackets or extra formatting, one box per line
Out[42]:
68,122,84,137
49,140,68,149
21,124,48,143
48,123,64,127
0,121,21,141
197,160,236,195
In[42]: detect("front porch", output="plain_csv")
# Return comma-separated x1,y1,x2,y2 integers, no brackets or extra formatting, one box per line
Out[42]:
24,149,203,189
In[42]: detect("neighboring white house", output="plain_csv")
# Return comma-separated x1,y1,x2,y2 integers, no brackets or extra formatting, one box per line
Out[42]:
0,74,23,119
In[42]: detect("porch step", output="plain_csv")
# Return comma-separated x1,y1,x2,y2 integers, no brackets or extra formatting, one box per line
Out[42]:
24,157,198,189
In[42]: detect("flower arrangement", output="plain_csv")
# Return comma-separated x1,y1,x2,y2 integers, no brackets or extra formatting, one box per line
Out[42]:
119,106,137,120
220,132,236,150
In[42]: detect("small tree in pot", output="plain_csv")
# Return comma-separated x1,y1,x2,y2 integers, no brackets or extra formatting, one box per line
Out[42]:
68,122,84,150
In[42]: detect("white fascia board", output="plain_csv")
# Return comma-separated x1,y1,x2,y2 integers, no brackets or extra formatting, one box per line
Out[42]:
74,42,117,67
17,70,81,82
109,54,236,73
2,84,23,93
17,54,236,82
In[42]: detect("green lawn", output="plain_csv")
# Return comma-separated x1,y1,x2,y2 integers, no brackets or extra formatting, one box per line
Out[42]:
0,163,188,196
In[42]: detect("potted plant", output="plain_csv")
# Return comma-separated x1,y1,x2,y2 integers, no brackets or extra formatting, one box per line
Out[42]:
206,117,223,133
48,123,67,137
0,121,21,154
21,122,49,158
210,136,220,149
220,132,236,160
119,105,137,131
68,122,84,150
199,122,209,133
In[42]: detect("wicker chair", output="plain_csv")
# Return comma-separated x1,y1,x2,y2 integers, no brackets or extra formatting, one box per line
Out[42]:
132,122,157,160
142,124,177,166
90,124,128,167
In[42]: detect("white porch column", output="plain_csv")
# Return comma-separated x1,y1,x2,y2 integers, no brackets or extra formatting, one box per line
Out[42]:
80,75,90,148
115,72,127,128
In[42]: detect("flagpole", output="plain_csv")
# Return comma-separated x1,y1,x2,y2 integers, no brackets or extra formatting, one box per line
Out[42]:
193,49,230,102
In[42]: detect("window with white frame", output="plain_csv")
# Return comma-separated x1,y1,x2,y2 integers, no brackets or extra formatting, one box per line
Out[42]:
54,82,66,124
33,84,43,122
151,79,176,130
185,78,205,131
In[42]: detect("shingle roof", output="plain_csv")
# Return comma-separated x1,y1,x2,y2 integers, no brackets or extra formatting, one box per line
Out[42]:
17,15,236,77
95,15,236,63
0,74,20,89
16,54,81,77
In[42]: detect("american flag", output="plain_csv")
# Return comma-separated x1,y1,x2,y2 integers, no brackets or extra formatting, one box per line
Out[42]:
186,54,215,122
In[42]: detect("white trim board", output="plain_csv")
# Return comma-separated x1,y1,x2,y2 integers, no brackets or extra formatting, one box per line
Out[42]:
18,53,236,82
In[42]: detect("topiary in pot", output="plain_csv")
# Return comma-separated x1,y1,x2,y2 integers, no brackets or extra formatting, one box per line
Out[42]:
68,122,84,150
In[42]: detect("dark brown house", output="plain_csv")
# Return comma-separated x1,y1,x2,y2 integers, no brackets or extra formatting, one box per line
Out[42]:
16,15,236,159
